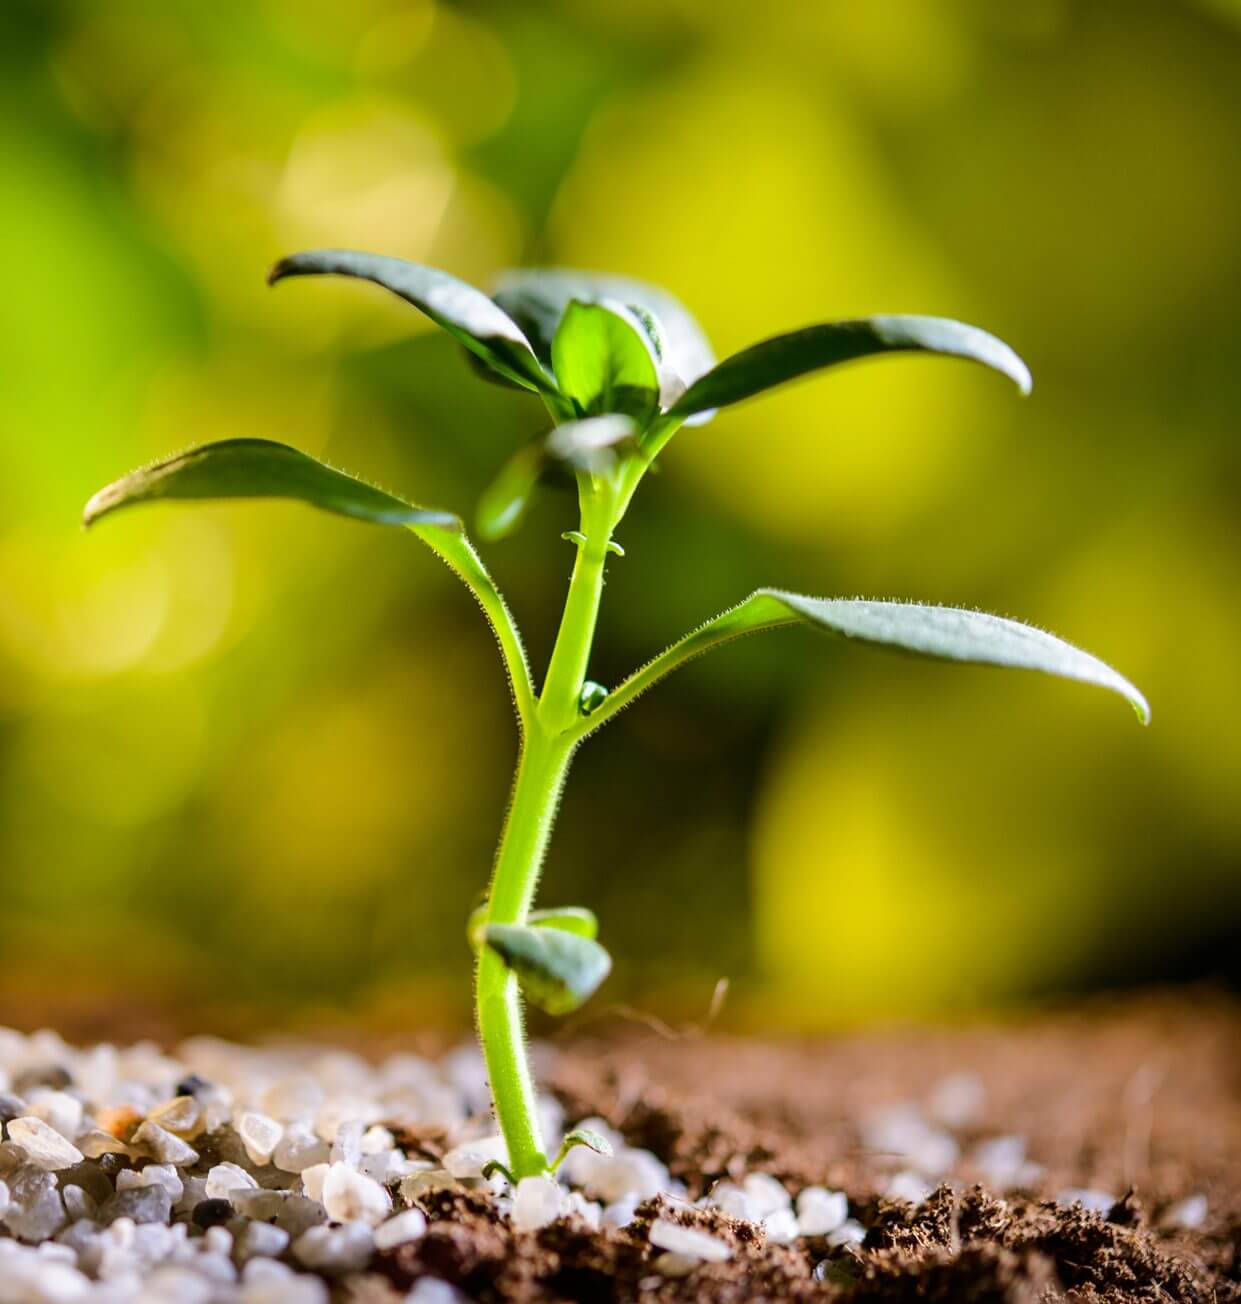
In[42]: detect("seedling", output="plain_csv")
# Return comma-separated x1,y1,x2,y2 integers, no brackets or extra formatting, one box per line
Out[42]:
85,250,1148,1181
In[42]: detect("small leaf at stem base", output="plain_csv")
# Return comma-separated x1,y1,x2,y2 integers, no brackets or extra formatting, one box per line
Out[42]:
483,924,611,1016
551,1127,613,1172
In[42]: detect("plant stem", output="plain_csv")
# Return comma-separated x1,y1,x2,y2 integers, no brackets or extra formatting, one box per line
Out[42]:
476,489,615,1179
476,726,573,1178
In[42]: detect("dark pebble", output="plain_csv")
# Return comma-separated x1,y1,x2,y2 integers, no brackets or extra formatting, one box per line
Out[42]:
13,1065,72,1093
176,1073,210,1098
192,1198,234,1228
98,1185,173,1225
0,1092,26,1125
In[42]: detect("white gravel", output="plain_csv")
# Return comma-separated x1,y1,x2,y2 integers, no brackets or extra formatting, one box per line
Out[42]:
0,1029,1076,1297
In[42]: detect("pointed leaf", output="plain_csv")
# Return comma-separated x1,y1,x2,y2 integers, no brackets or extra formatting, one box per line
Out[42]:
83,439,460,531
588,590,1148,730
483,923,611,1016
668,315,1031,418
476,441,547,541
493,268,715,419
528,906,599,939
551,301,661,422
551,1127,613,1172
269,249,556,395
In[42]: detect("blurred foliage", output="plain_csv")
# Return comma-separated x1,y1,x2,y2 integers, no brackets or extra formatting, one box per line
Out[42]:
1,0,1239,1030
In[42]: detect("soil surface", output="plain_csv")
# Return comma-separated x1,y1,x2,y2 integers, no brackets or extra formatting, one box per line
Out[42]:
388,990,1240,1302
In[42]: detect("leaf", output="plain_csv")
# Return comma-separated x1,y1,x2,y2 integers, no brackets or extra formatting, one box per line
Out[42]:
588,591,1149,730
527,906,599,939
493,268,715,420
483,923,612,1016
476,441,547,542
551,1127,613,1172
269,249,556,395
668,315,1032,418
83,439,460,531
551,301,661,422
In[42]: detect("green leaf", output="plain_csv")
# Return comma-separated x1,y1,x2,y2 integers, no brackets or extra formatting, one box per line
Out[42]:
551,1127,613,1172
668,315,1032,418
476,441,547,542
586,591,1149,731
269,249,556,395
483,923,612,1016
527,906,599,939
493,268,715,419
83,439,460,531
551,302,661,422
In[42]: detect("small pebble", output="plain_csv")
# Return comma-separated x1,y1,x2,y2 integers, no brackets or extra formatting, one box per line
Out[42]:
321,1161,391,1226
649,1218,732,1263
653,1251,698,1277
130,1121,198,1166
1057,1188,1116,1215
441,1135,508,1180
1163,1193,1208,1230
146,1095,202,1137
205,1162,259,1199
763,1207,799,1243
192,1198,234,1229
796,1186,848,1237
5,1116,85,1170
293,1222,374,1274
373,1207,429,1250
237,1111,283,1167
827,1218,867,1248
511,1175,563,1232
926,1072,986,1128
743,1172,792,1219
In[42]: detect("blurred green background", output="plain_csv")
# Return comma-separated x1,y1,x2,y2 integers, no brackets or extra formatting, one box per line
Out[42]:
2,0,1239,1035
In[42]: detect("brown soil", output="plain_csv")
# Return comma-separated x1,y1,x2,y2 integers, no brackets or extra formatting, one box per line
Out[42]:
383,991,1240,1302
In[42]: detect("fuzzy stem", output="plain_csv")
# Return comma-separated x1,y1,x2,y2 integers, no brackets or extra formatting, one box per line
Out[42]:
476,486,615,1179
476,727,574,1178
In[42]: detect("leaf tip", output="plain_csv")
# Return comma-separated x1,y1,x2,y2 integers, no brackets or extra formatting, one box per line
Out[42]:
266,257,293,287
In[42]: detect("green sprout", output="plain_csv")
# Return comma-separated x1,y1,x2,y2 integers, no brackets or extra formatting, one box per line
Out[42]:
84,249,1149,1181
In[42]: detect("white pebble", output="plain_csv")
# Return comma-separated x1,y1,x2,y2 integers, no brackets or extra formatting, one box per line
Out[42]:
705,1181,755,1221
653,1251,698,1277
293,1222,374,1274
205,1162,259,1199
742,1172,791,1219
971,1135,1043,1191
321,1162,391,1226
0,1179,8,1217
441,1135,508,1180
238,1112,284,1166
564,1191,602,1230
301,1163,330,1203
861,1104,958,1176
796,1186,848,1237
886,1171,932,1204
511,1176,563,1232
926,1072,986,1128
273,1124,330,1174
6,1116,84,1170
649,1218,731,1263
602,1194,640,1228
1057,1188,1115,1214
78,1129,129,1159
373,1207,429,1250
1163,1193,1208,1230
827,1218,866,1247
146,1096,202,1137
130,1121,198,1166
28,1090,83,1140
763,1207,799,1243
406,1280,471,1303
